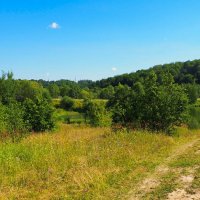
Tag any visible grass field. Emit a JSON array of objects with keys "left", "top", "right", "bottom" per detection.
[
  {"left": 54, "top": 108, "right": 85, "bottom": 124},
  {"left": 0, "top": 125, "right": 199, "bottom": 199}
]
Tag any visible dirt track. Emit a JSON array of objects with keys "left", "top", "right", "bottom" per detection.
[{"left": 127, "top": 138, "right": 200, "bottom": 200}]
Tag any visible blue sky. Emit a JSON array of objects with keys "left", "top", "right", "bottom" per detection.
[{"left": 1, "top": 0, "right": 200, "bottom": 81}]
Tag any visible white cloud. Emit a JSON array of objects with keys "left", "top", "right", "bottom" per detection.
[
  {"left": 112, "top": 67, "right": 117, "bottom": 72},
  {"left": 49, "top": 22, "right": 60, "bottom": 29}
]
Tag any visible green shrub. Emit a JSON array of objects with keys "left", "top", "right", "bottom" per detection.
[
  {"left": 108, "top": 72, "right": 188, "bottom": 133},
  {"left": 5, "top": 103, "right": 28, "bottom": 140},
  {"left": 188, "top": 118, "right": 200, "bottom": 129},
  {"left": 83, "top": 100, "right": 112, "bottom": 127},
  {"left": 60, "top": 96, "right": 74, "bottom": 110},
  {"left": 23, "top": 98, "right": 55, "bottom": 132},
  {"left": 187, "top": 106, "right": 200, "bottom": 129},
  {"left": 0, "top": 103, "right": 28, "bottom": 141},
  {"left": 184, "top": 84, "right": 199, "bottom": 104},
  {"left": 0, "top": 104, "right": 8, "bottom": 135},
  {"left": 72, "top": 99, "right": 84, "bottom": 112}
]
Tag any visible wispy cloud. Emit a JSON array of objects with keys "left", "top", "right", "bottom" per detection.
[
  {"left": 49, "top": 22, "right": 60, "bottom": 29},
  {"left": 112, "top": 67, "right": 117, "bottom": 72}
]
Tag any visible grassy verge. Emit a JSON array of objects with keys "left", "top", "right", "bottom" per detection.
[{"left": 0, "top": 125, "right": 199, "bottom": 199}]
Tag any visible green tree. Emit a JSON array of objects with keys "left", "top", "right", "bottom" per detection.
[
  {"left": 84, "top": 99, "right": 112, "bottom": 127},
  {"left": 48, "top": 84, "right": 60, "bottom": 98},
  {"left": 0, "top": 103, "right": 28, "bottom": 141},
  {"left": 5, "top": 103, "right": 28, "bottom": 140},
  {"left": 81, "top": 89, "right": 93, "bottom": 99},
  {"left": 142, "top": 72, "right": 188, "bottom": 132},
  {"left": 108, "top": 72, "right": 189, "bottom": 133},
  {"left": 60, "top": 84, "right": 70, "bottom": 97},
  {"left": 0, "top": 72, "right": 16, "bottom": 104},
  {"left": 60, "top": 96, "right": 74, "bottom": 110},
  {"left": 99, "top": 85, "right": 115, "bottom": 99},
  {"left": 23, "top": 98, "right": 55, "bottom": 132},
  {"left": 107, "top": 84, "right": 132, "bottom": 124},
  {"left": 184, "top": 84, "right": 199, "bottom": 104},
  {"left": 16, "top": 80, "right": 51, "bottom": 102}
]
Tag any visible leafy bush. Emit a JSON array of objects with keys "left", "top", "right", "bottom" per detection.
[
  {"left": 0, "top": 104, "right": 9, "bottom": 135},
  {"left": 99, "top": 85, "right": 115, "bottom": 99},
  {"left": 187, "top": 105, "right": 200, "bottom": 129},
  {"left": 83, "top": 99, "right": 112, "bottom": 127},
  {"left": 0, "top": 72, "right": 16, "bottom": 105},
  {"left": 0, "top": 103, "right": 28, "bottom": 141},
  {"left": 48, "top": 84, "right": 60, "bottom": 98},
  {"left": 60, "top": 96, "right": 74, "bottom": 110},
  {"left": 72, "top": 99, "right": 84, "bottom": 112},
  {"left": 0, "top": 72, "right": 55, "bottom": 139},
  {"left": 108, "top": 72, "right": 189, "bottom": 133},
  {"left": 23, "top": 98, "right": 55, "bottom": 132},
  {"left": 5, "top": 103, "right": 29, "bottom": 140},
  {"left": 16, "top": 80, "right": 51, "bottom": 102},
  {"left": 184, "top": 84, "right": 199, "bottom": 104}
]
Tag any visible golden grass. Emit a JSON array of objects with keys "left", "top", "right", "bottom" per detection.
[{"left": 0, "top": 125, "right": 199, "bottom": 199}]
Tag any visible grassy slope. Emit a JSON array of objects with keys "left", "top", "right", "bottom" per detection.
[{"left": 0, "top": 125, "right": 199, "bottom": 199}]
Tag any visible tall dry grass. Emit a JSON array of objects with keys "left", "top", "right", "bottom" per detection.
[{"left": 0, "top": 124, "right": 198, "bottom": 199}]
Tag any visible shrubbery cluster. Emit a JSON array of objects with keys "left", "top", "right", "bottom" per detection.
[
  {"left": 0, "top": 72, "right": 55, "bottom": 140},
  {"left": 107, "top": 72, "right": 189, "bottom": 133},
  {"left": 0, "top": 103, "right": 27, "bottom": 141},
  {"left": 83, "top": 99, "right": 112, "bottom": 127},
  {"left": 187, "top": 105, "right": 200, "bottom": 129},
  {"left": 58, "top": 72, "right": 198, "bottom": 133}
]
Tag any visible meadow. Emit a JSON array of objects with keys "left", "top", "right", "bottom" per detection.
[
  {"left": 0, "top": 124, "right": 199, "bottom": 199},
  {"left": 0, "top": 69, "right": 199, "bottom": 199}
]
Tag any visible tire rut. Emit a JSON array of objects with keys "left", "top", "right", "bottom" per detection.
[{"left": 126, "top": 138, "right": 200, "bottom": 200}]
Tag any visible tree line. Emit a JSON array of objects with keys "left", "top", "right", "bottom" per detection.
[
  {"left": 33, "top": 59, "right": 200, "bottom": 101},
  {"left": 1, "top": 58, "right": 200, "bottom": 140}
]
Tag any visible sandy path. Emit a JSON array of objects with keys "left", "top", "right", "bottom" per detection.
[{"left": 126, "top": 138, "right": 200, "bottom": 200}]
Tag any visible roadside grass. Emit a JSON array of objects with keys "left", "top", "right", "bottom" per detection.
[{"left": 0, "top": 125, "right": 199, "bottom": 199}]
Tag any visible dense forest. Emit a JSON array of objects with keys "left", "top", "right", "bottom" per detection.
[{"left": 33, "top": 59, "right": 200, "bottom": 100}]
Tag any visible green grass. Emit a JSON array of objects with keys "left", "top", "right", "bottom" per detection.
[
  {"left": 0, "top": 125, "right": 199, "bottom": 199},
  {"left": 169, "top": 141, "right": 200, "bottom": 168},
  {"left": 54, "top": 108, "right": 85, "bottom": 124}
]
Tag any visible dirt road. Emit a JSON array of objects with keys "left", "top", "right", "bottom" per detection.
[{"left": 127, "top": 138, "right": 200, "bottom": 200}]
